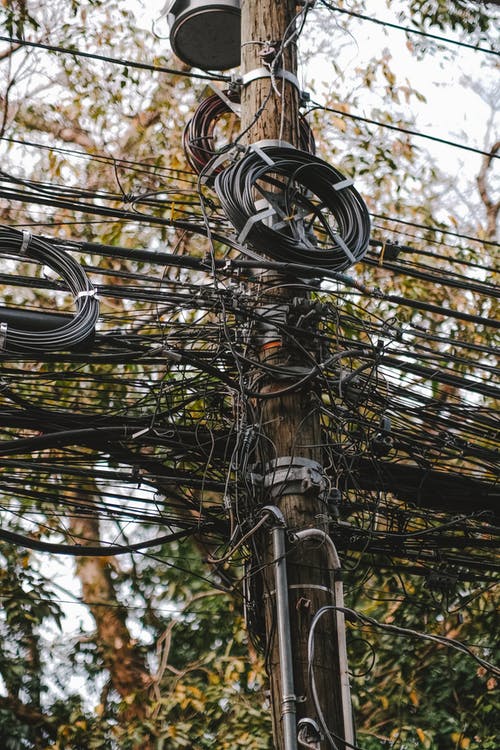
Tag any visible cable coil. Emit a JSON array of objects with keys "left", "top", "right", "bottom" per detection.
[
  {"left": 183, "top": 91, "right": 316, "bottom": 177},
  {"left": 214, "top": 145, "right": 370, "bottom": 271},
  {"left": 0, "top": 226, "right": 99, "bottom": 352}
]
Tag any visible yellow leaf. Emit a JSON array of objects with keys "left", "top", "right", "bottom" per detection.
[
  {"left": 331, "top": 116, "right": 347, "bottom": 133},
  {"left": 416, "top": 727, "right": 426, "bottom": 744},
  {"left": 409, "top": 689, "right": 419, "bottom": 707}
]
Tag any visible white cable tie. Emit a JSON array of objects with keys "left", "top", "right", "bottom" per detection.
[
  {"left": 250, "top": 143, "right": 275, "bottom": 166},
  {"left": 132, "top": 427, "right": 150, "bottom": 440},
  {"left": 20, "top": 230, "right": 32, "bottom": 255},
  {"left": 333, "top": 178, "right": 353, "bottom": 191},
  {"left": 238, "top": 207, "right": 276, "bottom": 244},
  {"left": 0, "top": 322, "right": 7, "bottom": 350},
  {"left": 75, "top": 288, "right": 98, "bottom": 300},
  {"left": 333, "top": 234, "right": 356, "bottom": 264},
  {"left": 200, "top": 151, "right": 231, "bottom": 184},
  {"left": 207, "top": 82, "right": 241, "bottom": 115}
]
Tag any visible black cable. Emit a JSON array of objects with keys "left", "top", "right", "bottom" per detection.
[
  {"left": 319, "top": 1, "right": 499, "bottom": 57},
  {"left": 215, "top": 145, "right": 370, "bottom": 271},
  {"left": 309, "top": 101, "right": 499, "bottom": 160},
  {"left": 371, "top": 212, "right": 500, "bottom": 248},
  {"left": 183, "top": 91, "right": 315, "bottom": 177},
  {"left": 0, "top": 35, "right": 230, "bottom": 82},
  {"left": 0, "top": 526, "right": 194, "bottom": 556},
  {"left": 0, "top": 226, "right": 99, "bottom": 352}
]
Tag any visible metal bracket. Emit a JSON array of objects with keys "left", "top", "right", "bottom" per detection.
[
  {"left": 240, "top": 67, "right": 301, "bottom": 91},
  {"left": 250, "top": 457, "right": 327, "bottom": 499}
]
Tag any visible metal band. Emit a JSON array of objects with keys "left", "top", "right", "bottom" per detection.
[
  {"left": 265, "top": 584, "right": 334, "bottom": 597},
  {"left": 265, "top": 456, "right": 324, "bottom": 473},
  {"left": 252, "top": 138, "right": 296, "bottom": 151},
  {"left": 250, "top": 457, "right": 327, "bottom": 499},
  {"left": 288, "top": 584, "right": 334, "bottom": 594},
  {"left": 241, "top": 67, "right": 300, "bottom": 90},
  {"left": 207, "top": 82, "right": 241, "bottom": 115}
]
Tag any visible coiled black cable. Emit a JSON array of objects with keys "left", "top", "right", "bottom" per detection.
[
  {"left": 214, "top": 146, "right": 370, "bottom": 271},
  {"left": 183, "top": 91, "right": 316, "bottom": 177},
  {"left": 0, "top": 226, "right": 99, "bottom": 352}
]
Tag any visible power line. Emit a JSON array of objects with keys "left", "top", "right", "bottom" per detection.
[
  {"left": 0, "top": 526, "right": 195, "bottom": 556},
  {"left": 319, "top": 1, "right": 499, "bottom": 57},
  {"left": 309, "top": 101, "right": 499, "bottom": 159},
  {"left": 371, "top": 212, "right": 500, "bottom": 247},
  {"left": 0, "top": 35, "right": 230, "bottom": 82}
]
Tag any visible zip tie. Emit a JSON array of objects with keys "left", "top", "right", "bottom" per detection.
[
  {"left": 333, "top": 178, "right": 354, "bottom": 191},
  {"left": 75, "top": 288, "right": 98, "bottom": 300},
  {"left": 0, "top": 322, "right": 7, "bottom": 350},
  {"left": 333, "top": 234, "right": 356, "bottom": 264},
  {"left": 379, "top": 241, "right": 386, "bottom": 266},
  {"left": 238, "top": 206, "right": 276, "bottom": 244},
  {"left": 250, "top": 143, "right": 275, "bottom": 166},
  {"left": 19, "top": 230, "right": 32, "bottom": 255}
]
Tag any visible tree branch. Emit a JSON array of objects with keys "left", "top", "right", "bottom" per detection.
[
  {"left": 0, "top": 43, "right": 22, "bottom": 62},
  {"left": 0, "top": 695, "right": 53, "bottom": 729},
  {"left": 477, "top": 140, "right": 500, "bottom": 240}
]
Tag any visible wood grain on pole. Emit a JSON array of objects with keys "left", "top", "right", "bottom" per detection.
[{"left": 240, "top": 2, "right": 350, "bottom": 748}]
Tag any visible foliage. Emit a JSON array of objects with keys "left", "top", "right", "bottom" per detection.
[{"left": 0, "top": 0, "right": 498, "bottom": 748}]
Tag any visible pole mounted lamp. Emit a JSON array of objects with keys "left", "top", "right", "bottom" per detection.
[{"left": 165, "top": 0, "right": 241, "bottom": 70}]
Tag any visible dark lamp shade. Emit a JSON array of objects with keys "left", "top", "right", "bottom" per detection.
[{"left": 166, "top": 0, "right": 241, "bottom": 71}]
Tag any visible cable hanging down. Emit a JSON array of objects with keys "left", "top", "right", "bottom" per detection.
[
  {"left": 214, "top": 145, "right": 370, "bottom": 271},
  {"left": 183, "top": 90, "right": 315, "bottom": 178},
  {"left": 0, "top": 225, "right": 99, "bottom": 352}
]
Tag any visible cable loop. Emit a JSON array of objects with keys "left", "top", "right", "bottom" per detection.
[
  {"left": 0, "top": 225, "right": 99, "bottom": 352},
  {"left": 214, "top": 146, "right": 370, "bottom": 272},
  {"left": 183, "top": 91, "right": 315, "bottom": 179}
]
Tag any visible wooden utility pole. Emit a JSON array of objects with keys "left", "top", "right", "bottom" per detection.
[{"left": 240, "top": 2, "right": 353, "bottom": 749}]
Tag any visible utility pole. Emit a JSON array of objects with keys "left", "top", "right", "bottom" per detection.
[{"left": 240, "top": 2, "right": 353, "bottom": 749}]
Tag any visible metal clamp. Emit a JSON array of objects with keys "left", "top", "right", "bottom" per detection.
[
  {"left": 250, "top": 457, "right": 327, "bottom": 499},
  {"left": 240, "top": 67, "right": 301, "bottom": 91},
  {"left": 252, "top": 138, "right": 296, "bottom": 151}
]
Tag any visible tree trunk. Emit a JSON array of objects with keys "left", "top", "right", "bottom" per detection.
[{"left": 68, "top": 493, "right": 154, "bottom": 747}]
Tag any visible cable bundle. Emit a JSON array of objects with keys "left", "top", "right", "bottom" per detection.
[
  {"left": 0, "top": 226, "right": 99, "bottom": 352},
  {"left": 183, "top": 91, "right": 315, "bottom": 177},
  {"left": 214, "top": 145, "right": 370, "bottom": 271}
]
